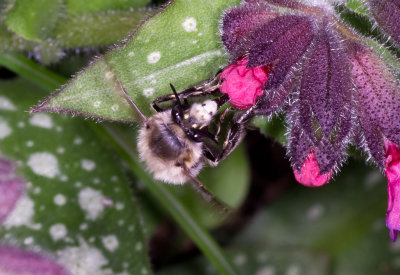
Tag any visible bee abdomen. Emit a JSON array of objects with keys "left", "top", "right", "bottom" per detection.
[{"left": 149, "top": 123, "right": 184, "bottom": 160}]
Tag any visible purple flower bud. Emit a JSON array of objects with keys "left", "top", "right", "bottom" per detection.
[
  {"left": 0, "top": 246, "right": 70, "bottom": 274},
  {"left": 367, "top": 0, "right": 400, "bottom": 46}
]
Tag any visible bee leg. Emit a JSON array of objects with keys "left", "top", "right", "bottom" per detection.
[
  {"left": 183, "top": 167, "right": 231, "bottom": 213},
  {"left": 151, "top": 73, "right": 223, "bottom": 112},
  {"left": 206, "top": 108, "right": 256, "bottom": 164}
]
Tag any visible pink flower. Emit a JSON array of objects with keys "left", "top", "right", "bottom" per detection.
[
  {"left": 293, "top": 152, "right": 333, "bottom": 187},
  {"left": 220, "top": 57, "right": 270, "bottom": 109},
  {"left": 0, "top": 246, "right": 70, "bottom": 274},
  {"left": 385, "top": 140, "right": 400, "bottom": 242},
  {"left": 0, "top": 157, "right": 23, "bottom": 225}
]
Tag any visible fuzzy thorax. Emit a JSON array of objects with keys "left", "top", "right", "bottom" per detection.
[{"left": 137, "top": 111, "right": 203, "bottom": 184}]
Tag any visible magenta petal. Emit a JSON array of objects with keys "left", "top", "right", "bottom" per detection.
[
  {"left": 293, "top": 152, "right": 333, "bottom": 187},
  {"left": 220, "top": 57, "right": 269, "bottom": 109},
  {"left": 0, "top": 157, "right": 23, "bottom": 225},
  {"left": 0, "top": 246, "right": 70, "bottom": 275},
  {"left": 385, "top": 140, "right": 400, "bottom": 241}
]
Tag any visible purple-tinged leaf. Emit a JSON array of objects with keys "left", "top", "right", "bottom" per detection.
[
  {"left": 298, "top": 102, "right": 315, "bottom": 143},
  {"left": 253, "top": 68, "right": 300, "bottom": 116},
  {"left": 247, "top": 16, "right": 314, "bottom": 90},
  {"left": 288, "top": 125, "right": 313, "bottom": 171},
  {"left": 0, "top": 157, "right": 23, "bottom": 225},
  {"left": 300, "top": 26, "right": 351, "bottom": 136},
  {"left": 348, "top": 41, "right": 400, "bottom": 167},
  {"left": 0, "top": 246, "right": 70, "bottom": 275},
  {"left": 221, "top": 0, "right": 278, "bottom": 58},
  {"left": 247, "top": 15, "right": 312, "bottom": 67},
  {"left": 368, "top": 0, "right": 400, "bottom": 46},
  {"left": 264, "top": 0, "right": 309, "bottom": 9},
  {"left": 314, "top": 136, "right": 342, "bottom": 174}
]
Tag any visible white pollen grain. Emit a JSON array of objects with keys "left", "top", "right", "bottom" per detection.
[
  {"left": 182, "top": 17, "right": 198, "bottom": 32},
  {"left": 0, "top": 96, "right": 17, "bottom": 111},
  {"left": 143, "top": 88, "right": 154, "bottom": 97},
  {"left": 57, "top": 147, "right": 66, "bottom": 154},
  {"left": 128, "top": 51, "right": 134, "bottom": 57},
  {"left": 147, "top": 52, "right": 161, "bottom": 64},
  {"left": 81, "top": 159, "right": 96, "bottom": 171},
  {"left": 27, "top": 152, "right": 59, "bottom": 178},
  {"left": 29, "top": 113, "right": 53, "bottom": 129},
  {"left": 49, "top": 223, "right": 68, "bottom": 241},
  {"left": 0, "top": 120, "right": 12, "bottom": 139},
  {"left": 18, "top": 121, "right": 25, "bottom": 128},
  {"left": 93, "top": 101, "right": 101, "bottom": 108},
  {"left": 101, "top": 235, "right": 119, "bottom": 252},
  {"left": 135, "top": 242, "right": 143, "bottom": 251},
  {"left": 54, "top": 194, "right": 67, "bottom": 206}
]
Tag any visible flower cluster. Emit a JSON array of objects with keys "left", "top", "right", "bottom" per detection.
[{"left": 219, "top": 0, "right": 400, "bottom": 241}]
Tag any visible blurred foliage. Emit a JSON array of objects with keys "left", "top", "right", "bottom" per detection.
[{"left": 0, "top": 0, "right": 400, "bottom": 274}]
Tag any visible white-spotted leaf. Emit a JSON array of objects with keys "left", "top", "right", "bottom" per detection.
[
  {"left": 32, "top": 0, "right": 242, "bottom": 121},
  {"left": 0, "top": 78, "right": 152, "bottom": 275}
]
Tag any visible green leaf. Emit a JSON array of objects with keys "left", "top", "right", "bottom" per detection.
[
  {"left": 53, "top": 10, "right": 153, "bottom": 49},
  {"left": 0, "top": 0, "right": 151, "bottom": 61},
  {"left": 252, "top": 115, "right": 287, "bottom": 145},
  {"left": 33, "top": 0, "right": 242, "bottom": 121},
  {"left": 4, "top": 0, "right": 64, "bottom": 42},
  {"left": 0, "top": 78, "right": 152, "bottom": 274},
  {"left": 66, "top": 0, "right": 150, "bottom": 14}
]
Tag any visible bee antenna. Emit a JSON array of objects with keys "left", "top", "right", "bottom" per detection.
[
  {"left": 169, "top": 83, "right": 183, "bottom": 109},
  {"left": 115, "top": 77, "right": 148, "bottom": 124}
]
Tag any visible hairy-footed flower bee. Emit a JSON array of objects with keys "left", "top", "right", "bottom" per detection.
[
  {"left": 114, "top": 77, "right": 248, "bottom": 208},
  {"left": 137, "top": 88, "right": 218, "bottom": 185}
]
